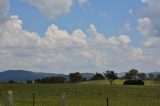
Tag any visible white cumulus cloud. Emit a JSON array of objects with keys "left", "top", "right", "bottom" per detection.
[
  {"left": 0, "top": 15, "right": 159, "bottom": 73},
  {"left": 137, "top": 17, "right": 154, "bottom": 37},
  {"left": 137, "top": 0, "right": 160, "bottom": 47},
  {"left": 143, "top": 37, "right": 160, "bottom": 47},
  {"left": 0, "top": 0, "right": 159, "bottom": 73},
  {"left": 26, "top": 0, "right": 73, "bottom": 19}
]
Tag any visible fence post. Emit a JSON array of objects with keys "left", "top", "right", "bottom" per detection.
[
  {"left": 33, "top": 93, "right": 35, "bottom": 106},
  {"left": 8, "top": 90, "right": 13, "bottom": 106},
  {"left": 106, "top": 97, "right": 109, "bottom": 106},
  {"left": 62, "top": 92, "right": 65, "bottom": 106}
]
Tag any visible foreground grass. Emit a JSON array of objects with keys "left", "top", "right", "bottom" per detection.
[{"left": 0, "top": 80, "right": 160, "bottom": 106}]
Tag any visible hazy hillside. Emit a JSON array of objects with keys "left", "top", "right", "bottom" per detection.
[
  {"left": 0, "top": 70, "right": 67, "bottom": 81},
  {"left": 0, "top": 70, "right": 94, "bottom": 81}
]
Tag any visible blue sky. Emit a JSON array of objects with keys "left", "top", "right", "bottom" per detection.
[
  {"left": 10, "top": 0, "right": 140, "bottom": 34},
  {"left": 0, "top": 0, "right": 160, "bottom": 73},
  {"left": 9, "top": 0, "right": 146, "bottom": 47}
]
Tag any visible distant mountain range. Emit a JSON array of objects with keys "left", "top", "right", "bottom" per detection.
[
  {"left": 117, "top": 72, "right": 127, "bottom": 78},
  {"left": 0, "top": 70, "right": 159, "bottom": 81},
  {"left": 0, "top": 70, "right": 94, "bottom": 81},
  {"left": 151, "top": 72, "right": 160, "bottom": 75},
  {"left": 0, "top": 70, "right": 67, "bottom": 81}
]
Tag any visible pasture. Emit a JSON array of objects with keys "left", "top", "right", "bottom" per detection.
[{"left": 0, "top": 80, "right": 160, "bottom": 106}]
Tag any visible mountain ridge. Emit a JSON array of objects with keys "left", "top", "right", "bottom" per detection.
[
  {"left": 0, "top": 70, "right": 159, "bottom": 81},
  {"left": 0, "top": 70, "right": 94, "bottom": 81},
  {"left": 0, "top": 70, "right": 67, "bottom": 81}
]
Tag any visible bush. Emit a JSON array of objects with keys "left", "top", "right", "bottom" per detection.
[
  {"left": 35, "top": 76, "right": 65, "bottom": 84},
  {"left": 8, "top": 80, "right": 17, "bottom": 84},
  {"left": 123, "top": 79, "right": 144, "bottom": 85}
]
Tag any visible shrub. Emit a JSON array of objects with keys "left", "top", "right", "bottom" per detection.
[
  {"left": 90, "top": 73, "right": 105, "bottom": 80},
  {"left": 123, "top": 79, "right": 144, "bottom": 85},
  {"left": 35, "top": 76, "right": 65, "bottom": 83},
  {"left": 8, "top": 80, "right": 17, "bottom": 84}
]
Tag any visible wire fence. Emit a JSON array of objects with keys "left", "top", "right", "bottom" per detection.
[{"left": 0, "top": 89, "right": 160, "bottom": 106}]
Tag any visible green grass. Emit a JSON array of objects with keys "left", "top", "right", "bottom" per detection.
[
  {"left": 79, "top": 79, "right": 124, "bottom": 85},
  {"left": 0, "top": 80, "right": 160, "bottom": 106}
]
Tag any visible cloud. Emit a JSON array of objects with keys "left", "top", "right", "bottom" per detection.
[
  {"left": 120, "top": 21, "right": 132, "bottom": 33},
  {"left": 0, "top": 16, "right": 40, "bottom": 49},
  {"left": 118, "top": 35, "right": 131, "bottom": 44},
  {"left": 138, "top": 0, "right": 160, "bottom": 37},
  {"left": 26, "top": 0, "right": 73, "bottom": 19},
  {"left": 137, "top": 17, "right": 155, "bottom": 37},
  {"left": 136, "top": 0, "right": 160, "bottom": 69},
  {"left": 77, "top": 0, "right": 88, "bottom": 6},
  {"left": 72, "top": 29, "right": 87, "bottom": 46},
  {"left": 136, "top": 0, "right": 160, "bottom": 48},
  {"left": 131, "top": 48, "right": 144, "bottom": 61},
  {"left": 0, "top": 0, "right": 9, "bottom": 23},
  {"left": 143, "top": 37, "right": 160, "bottom": 47},
  {"left": 107, "top": 35, "right": 131, "bottom": 47},
  {"left": 141, "top": 0, "right": 159, "bottom": 4},
  {"left": 45, "top": 24, "right": 69, "bottom": 40},
  {"left": 0, "top": 15, "right": 159, "bottom": 73},
  {"left": 0, "top": 0, "right": 159, "bottom": 73}
]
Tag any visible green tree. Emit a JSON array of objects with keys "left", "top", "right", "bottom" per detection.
[
  {"left": 35, "top": 76, "right": 65, "bottom": 83},
  {"left": 69, "top": 72, "right": 82, "bottom": 83},
  {"left": 103, "top": 70, "right": 117, "bottom": 85},
  {"left": 125, "top": 69, "right": 139, "bottom": 80},
  {"left": 8, "top": 80, "right": 17, "bottom": 84},
  {"left": 91, "top": 72, "right": 105, "bottom": 80},
  {"left": 138, "top": 73, "right": 146, "bottom": 80}
]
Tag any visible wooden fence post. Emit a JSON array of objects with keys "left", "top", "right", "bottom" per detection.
[
  {"left": 106, "top": 97, "right": 109, "bottom": 106},
  {"left": 62, "top": 92, "right": 65, "bottom": 106},
  {"left": 33, "top": 93, "right": 35, "bottom": 106},
  {"left": 8, "top": 90, "right": 13, "bottom": 106}
]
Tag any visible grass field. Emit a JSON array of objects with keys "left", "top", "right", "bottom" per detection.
[{"left": 0, "top": 80, "right": 160, "bottom": 106}]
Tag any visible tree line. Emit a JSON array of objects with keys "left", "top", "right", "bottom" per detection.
[
  {"left": 29, "top": 69, "right": 159, "bottom": 85},
  {"left": 1, "top": 69, "right": 160, "bottom": 84}
]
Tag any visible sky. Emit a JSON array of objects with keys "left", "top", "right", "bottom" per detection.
[{"left": 0, "top": 0, "right": 160, "bottom": 73}]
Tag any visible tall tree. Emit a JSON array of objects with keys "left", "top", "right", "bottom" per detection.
[
  {"left": 69, "top": 72, "right": 82, "bottom": 83},
  {"left": 125, "top": 69, "right": 139, "bottom": 80},
  {"left": 138, "top": 73, "right": 146, "bottom": 80},
  {"left": 91, "top": 72, "right": 105, "bottom": 80},
  {"left": 103, "top": 70, "right": 117, "bottom": 85}
]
